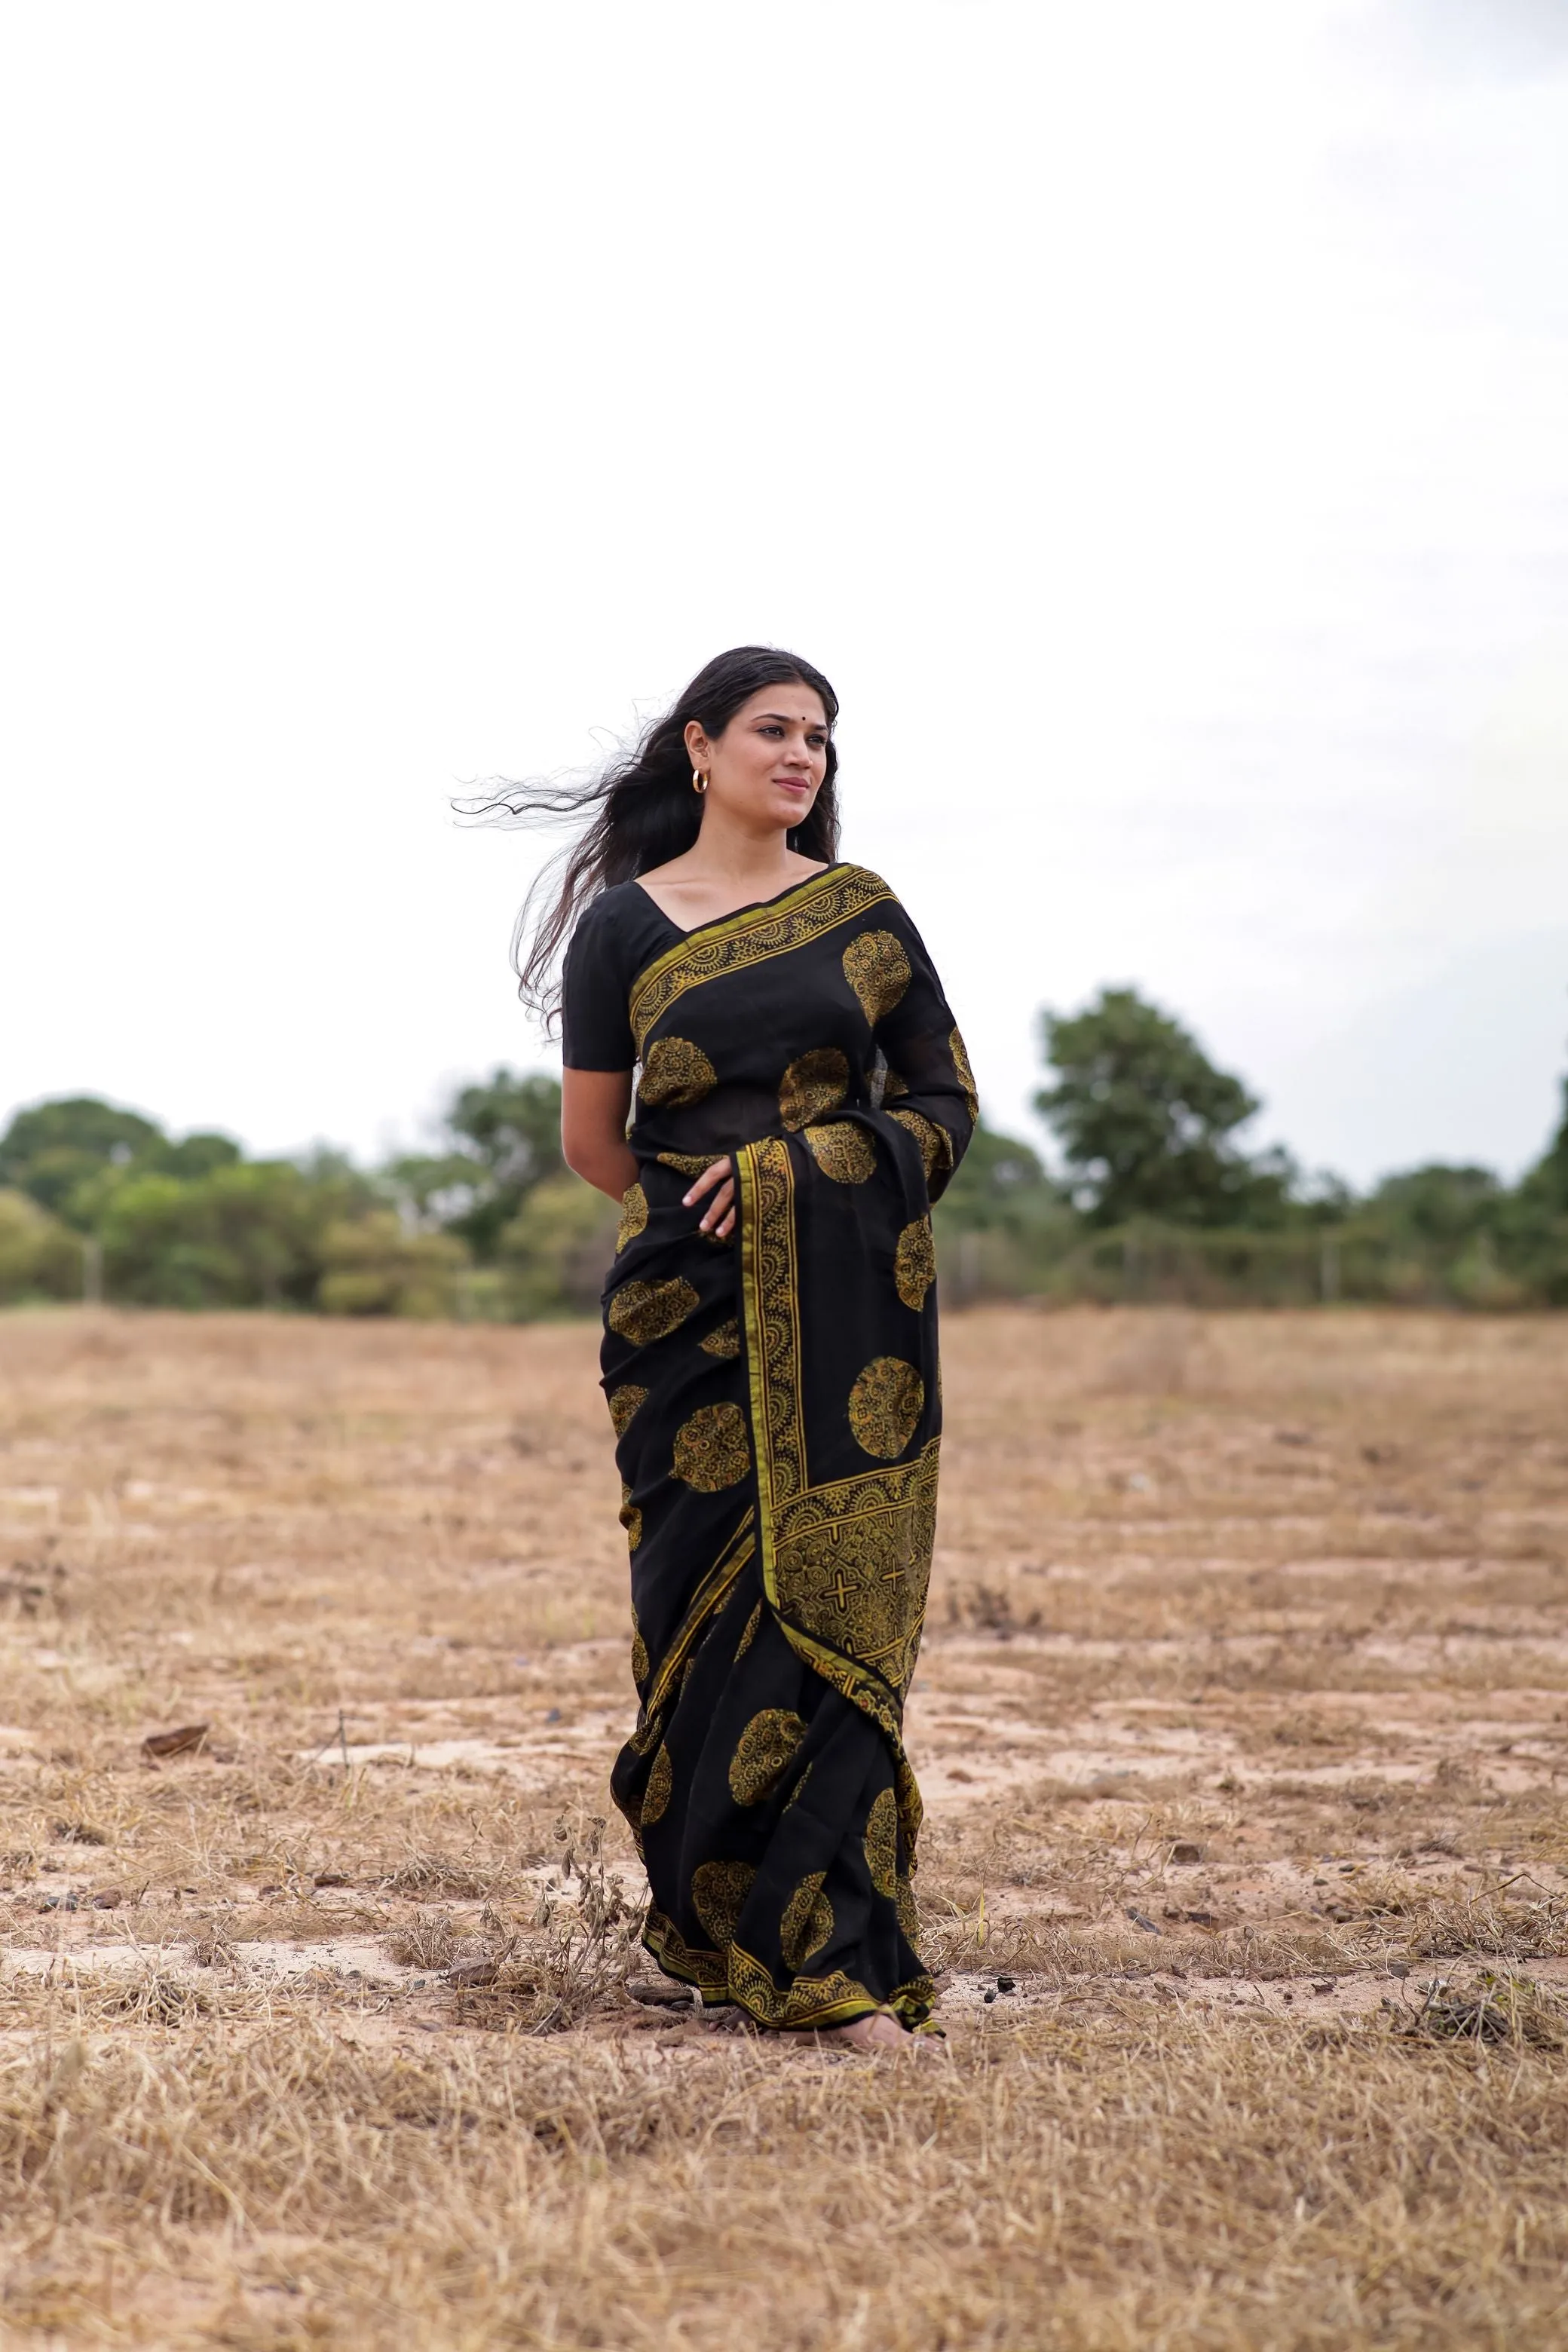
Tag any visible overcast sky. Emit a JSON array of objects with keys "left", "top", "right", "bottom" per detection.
[{"left": 3, "top": 0, "right": 1566, "bottom": 1187}]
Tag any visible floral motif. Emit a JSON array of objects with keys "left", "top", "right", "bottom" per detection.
[
  {"left": 691, "top": 1857, "right": 756, "bottom": 1945},
  {"left": 616, "top": 1183, "right": 649, "bottom": 1251},
  {"left": 842, "top": 929, "right": 911, "bottom": 1025},
  {"left": 630, "top": 1608, "right": 650, "bottom": 1685},
  {"left": 847, "top": 1357, "right": 925, "bottom": 1460},
  {"left": 607, "top": 1276, "right": 700, "bottom": 1346},
  {"left": 893, "top": 1217, "right": 936, "bottom": 1311},
  {"left": 727, "top": 1707, "right": 807, "bottom": 1805},
  {"left": 657, "top": 1150, "right": 725, "bottom": 1177},
  {"left": 780, "top": 1870, "right": 835, "bottom": 1968},
  {"left": 607, "top": 1383, "right": 648, "bottom": 1438},
  {"left": 779, "top": 1047, "right": 849, "bottom": 1131},
  {"left": 863, "top": 1786, "right": 899, "bottom": 1897},
  {"left": 700, "top": 1318, "right": 741, "bottom": 1358},
  {"left": 638, "top": 1036, "right": 717, "bottom": 1110},
  {"left": 804, "top": 1122, "right": 876, "bottom": 1185},
  {"left": 672, "top": 1402, "right": 752, "bottom": 1492}
]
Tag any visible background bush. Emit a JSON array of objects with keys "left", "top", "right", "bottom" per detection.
[{"left": 4, "top": 989, "right": 1566, "bottom": 1317}]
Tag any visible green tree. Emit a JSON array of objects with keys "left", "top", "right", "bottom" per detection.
[
  {"left": 96, "top": 1160, "right": 369, "bottom": 1309},
  {"left": 1368, "top": 1165, "right": 1502, "bottom": 1248},
  {"left": 1520, "top": 1061, "right": 1568, "bottom": 1214},
  {"left": 390, "top": 1068, "right": 564, "bottom": 1260},
  {"left": 1495, "top": 1057, "right": 1568, "bottom": 1306},
  {"left": 0, "top": 1191, "right": 83, "bottom": 1303},
  {"left": 936, "top": 1122, "right": 1055, "bottom": 1229},
  {"left": 1036, "top": 987, "right": 1294, "bottom": 1228},
  {"left": 158, "top": 1132, "right": 243, "bottom": 1181},
  {"left": 317, "top": 1212, "right": 470, "bottom": 1318},
  {"left": 0, "top": 1096, "right": 165, "bottom": 1225},
  {"left": 498, "top": 1173, "right": 617, "bottom": 1318}
]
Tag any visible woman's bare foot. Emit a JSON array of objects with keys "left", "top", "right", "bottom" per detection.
[{"left": 819, "top": 2011, "right": 920, "bottom": 2053}]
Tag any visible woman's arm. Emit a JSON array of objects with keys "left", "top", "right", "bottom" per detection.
[{"left": 561, "top": 1067, "right": 638, "bottom": 1202}]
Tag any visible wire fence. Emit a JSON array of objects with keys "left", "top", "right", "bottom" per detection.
[{"left": 933, "top": 1215, "right": 1568, "bottom": 1312}]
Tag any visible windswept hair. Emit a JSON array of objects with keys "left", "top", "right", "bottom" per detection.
[{"left": 460, "top": 645, "right": 841, "bottom": 1031}]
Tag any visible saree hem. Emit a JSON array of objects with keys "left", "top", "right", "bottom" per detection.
[{"left": 641, "top": 1909, "right": 936, "bottom": 2032}]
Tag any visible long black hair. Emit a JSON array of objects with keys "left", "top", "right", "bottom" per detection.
[{"left": 463, "top": 645, "right": 841, "bottom": 1028}]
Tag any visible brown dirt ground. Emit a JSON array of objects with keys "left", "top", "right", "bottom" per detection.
[{"left": 3, "top": 1303, "right": 1568, "bottom": 2347}]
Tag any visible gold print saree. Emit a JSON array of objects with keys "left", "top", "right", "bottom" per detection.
[{"left": 562, "top": 862, "right": 975, "bottom": 2030}]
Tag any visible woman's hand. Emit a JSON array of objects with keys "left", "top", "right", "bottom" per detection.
[{"left": 684, "top": 1156, "right": 736, "bottom": 1239}]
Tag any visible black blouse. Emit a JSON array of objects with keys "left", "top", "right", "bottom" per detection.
[{"left": 561, "top": 880, "right": 684, "bottom": 1071}]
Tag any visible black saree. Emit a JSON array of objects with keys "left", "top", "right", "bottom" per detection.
[{"left": 562, "top": 861, "right": 976, "bottom": 2031}]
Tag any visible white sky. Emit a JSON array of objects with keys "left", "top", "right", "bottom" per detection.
[{"left": 3, "top": 0, "right": 1566, "bottom": 1187}]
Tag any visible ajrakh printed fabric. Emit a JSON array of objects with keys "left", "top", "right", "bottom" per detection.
[{"left": 562, "top": 863, "right": 975, "bottom": 2032}]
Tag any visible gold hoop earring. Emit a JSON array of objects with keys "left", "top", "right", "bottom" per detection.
[{"left": 692, "top": 770, "right": 709, "bottom": 795}]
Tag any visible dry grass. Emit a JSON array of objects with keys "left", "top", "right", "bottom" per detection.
[{"left": 3, "top": 1303, "right": 1568, "bottom": 2346}]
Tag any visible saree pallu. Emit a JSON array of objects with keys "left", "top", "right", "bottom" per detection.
[{"left": 593, "top": 863, "right": 975, "bottom": 2030}]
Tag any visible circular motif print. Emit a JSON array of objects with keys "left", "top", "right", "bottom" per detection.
[
  {"left": 847, "top": 1356, "right": 925, "bottom": 1459},
  {"left": 691, "top": 1857, "right": 755, "bottom": 1946},
  {"left": 780, "top": 1870, "right": 835, "bottom": 1968},
  {"left": 728, "top": 1707, "right": 807, "bottom": 1806},
  {"left": 672, "top": 1401, "right": 752, "bottom": 1491},
  {"left": 638, "top": 1036, "right": 717, "bottom": 1110},
  {"left": 779, "top": 1048, "right": 849, "bottom": 1131},
  {"left": 616, "top": 1183, "right": 649, "bottom": 1252},
  {"left": 607, "top": 1276, "right": 700, "bottom": 1346},
  {"left": 893, "top": 1217, "right": 936, "bottom": 1310},
  {"left": 641, "top": 1741, "right": 672, "bottom": 1827},
  {"left": 863, "top": 1784, "right": 899, "bottom": 1897},
  {"left": 842, "top": 929, "right": 911, "bottom": 1025},
  {"left": 607, "top": 1383, "right": 648, "bottom": 1438},
  {"left": 804, "top": 1122, "right": 876, "bottom": 1184},
  {"left": 949, "top": 1027, "right": 979, "bottom": 1125}
]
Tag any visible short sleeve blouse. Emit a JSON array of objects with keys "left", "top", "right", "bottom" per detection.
[{"left": 560, "top": 884, "right": 679, "bottom": 1070}]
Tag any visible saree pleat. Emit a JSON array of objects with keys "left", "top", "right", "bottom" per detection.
[{"left": 576, "top": 862, "right": 975, "bottom": 2030}]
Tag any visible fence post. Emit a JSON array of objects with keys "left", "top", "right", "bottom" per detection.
[{"left": 1319, "top": 1233, "right": 1340, "bottom": 1305}]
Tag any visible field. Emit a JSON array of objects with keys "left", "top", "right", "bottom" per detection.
[{"left": 3, "top": 1304, "right": 1568, "bottom": 2349}]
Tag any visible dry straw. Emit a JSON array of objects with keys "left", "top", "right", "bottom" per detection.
[{"left": 2, "top": 1303, "right": 1567, "bottom": 2345}]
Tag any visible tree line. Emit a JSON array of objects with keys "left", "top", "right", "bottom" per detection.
[{"left": 3, "top": 987, "right": 1565, "bottom": 1315}]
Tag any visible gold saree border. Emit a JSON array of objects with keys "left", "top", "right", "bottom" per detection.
[
  {"left": 632, "top": 1508, "right": 756, "bottom": 1744},
  {"left": 734, "top": 1133, "right": 932, "bottom": 1855},
  {"left": 628, "top": 864, "right": 895, "bottom": 1056},
  {"left": 642, "top": 1906, "right": 936, "bottom": 2030}
]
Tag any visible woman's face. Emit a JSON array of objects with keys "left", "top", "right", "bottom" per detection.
[{"left": 688, "top": 684, "right": 830, "bottom": 835}]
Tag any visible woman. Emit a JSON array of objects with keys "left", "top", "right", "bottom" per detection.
[{"left": 508, "top": 646, "right": 975, "bottom": 2047}]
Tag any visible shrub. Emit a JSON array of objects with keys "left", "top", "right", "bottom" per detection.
[
  {"left": 0, "top": 1190, "right": 82, "bottom": 1303},
  {"left": 317, "top": 1214, "right": 470, "bottom": 1318},
  {"left": 498, "top": 1175, "right": 618, "bottom": 1319}
]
